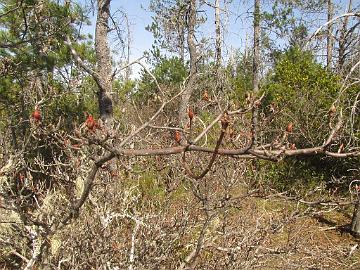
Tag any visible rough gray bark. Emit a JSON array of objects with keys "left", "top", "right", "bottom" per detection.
[
  {"left": 179, "top": 25, "right": 185, "bottom": 62},
  {"left": 95, "top": 0, "right": 113, "bottom": 121},
  {"left": 179, "top": 0, "right": 197, "bottom": 128},
  {"left": 326, "top": 0, "right": 334, "bottom": 69},
  {"left": 351, "top": 199, "right": 360, "bottom": 236},
  {"left": 215, "top": 0, "right": 221, "bottom": 69},
  {"left": 251, "top": 0, "right": 260, "bottom": 144},
  {"left": 177, "top": 5, "right": 186, "bottom": 63}
]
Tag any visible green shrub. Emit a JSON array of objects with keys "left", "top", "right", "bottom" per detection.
[
  {"left": 260, "top": 47, "right": 358, "bottom": 195},
  {"left": 263, "top": 46, "right": 340, "bottom": 147},
  {"left": 136, "top": 56, "right": 187, "bottom": 102}
]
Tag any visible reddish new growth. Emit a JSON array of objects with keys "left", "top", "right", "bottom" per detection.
[
  {"left": 85, "top": 114, "right": 98, "bottom": 131},
  {"left": 202, "top": 90, "right": 209, "bottom": 101},
  {"left": 32, "top": 108, "right": 42, "bottom": 122},
  {"left": 286, "top": 122, "right": 293, "bottom": 133},
  {"left": 188, "top": 107, "right": 194, "bottom": 120},
  {"left": 174, "top": 130, "right": 181, "bottom": 144},
  {"left": 18, "top": 172, "right": 25, "bottom": 182}
]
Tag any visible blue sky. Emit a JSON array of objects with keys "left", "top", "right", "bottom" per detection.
[
  {"left": 79, "top": 0, "right": 255, "bottom": 74},
  {"left": 77, "top": 0, "right": 356, "bottom": 77},
  {"left": 110, "top": 1, "right": 154, "bottom": 59},
  {"left": 126, "top": 0, "right": 256, "bottom": 58},
  {"left": 78, "top": 0, "right": 154, "bottom": 58}
]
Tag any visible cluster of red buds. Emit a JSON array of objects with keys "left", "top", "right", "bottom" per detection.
[{"left": 31, "top": 107, "right": 42, "bottom": 123}]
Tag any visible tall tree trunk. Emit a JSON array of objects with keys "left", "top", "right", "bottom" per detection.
[
  {"left": 252, "top": 0, "right": 260, "bottom": 145},
  {"left": 95, "top": 0, "right": 113, "bottom": 121},
  {"left": 215, "top": 0, "right": 221, "bottom": 69},
  {"left": 326, "top": 0, "right": 334, "bottom": 69},
  {"left": 124, "top": 12, "right": 131, "bottom": 81},
  {"left": 179, "top": 0, "right": 197, "bottom": 128},
  {"left": 177, "top": 6, "right": 185, "bottom": 63},
  {"left": 179, "top": 24, "right": 185, "bottom": 62},
  {"left": 337, "top": 0, "right": 352, "bottom": 74}
]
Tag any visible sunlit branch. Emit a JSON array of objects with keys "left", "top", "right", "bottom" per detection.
[
  {"left": 306, "top": 12, "right": 360, "bottom": 46},
  {"left": 65, "top": 36, "right": 102, "bottom": 87}
]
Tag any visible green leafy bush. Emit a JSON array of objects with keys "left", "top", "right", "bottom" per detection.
[
  {"left": 263, "top": 47, "right": 341, "bottom": 147},
  {"left": 260, "top": 47, "right": 357, "bottom": 194},
  {"left": 136, "top": 56, "right": 187, "bottom": 102},
  {"left": 227, "top": 51, "right": 253, "bottom": 106}
]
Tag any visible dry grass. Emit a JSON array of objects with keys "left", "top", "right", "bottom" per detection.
[{"left": 194, "top": 193, "right": 360, "bottom": 270}]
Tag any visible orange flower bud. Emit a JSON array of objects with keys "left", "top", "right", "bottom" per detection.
[
  {"left": 188, "top": 107, "right": 194, "bottom": 120},
  {"left": 32, "top": 109, "right": 42, "bottom": 122},
  {"left": 286, "top": 122, "right": 293, "bottom": 133},
  {"left": 174, "top": 130, "right": 181, "bottom": 144},
  {"left": 18, "top": 172, "right": 25, "bottom": 182},
  {"left": 85, "top": 114, "right": 97, "bottom": 131},
  {"left": 202, "top": 90, "right": 209, "bottom": 101}
]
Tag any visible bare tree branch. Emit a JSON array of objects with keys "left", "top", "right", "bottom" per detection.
[
  {"left": 306, "top": 12, "right": 360, "bottom": 46},
  {"left": 65, "top": 36, "right": 101, "bottom": 86}
]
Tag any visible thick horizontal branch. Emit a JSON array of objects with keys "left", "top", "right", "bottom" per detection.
[{"left": 107, "top": 144, "right": 360, "bottom": 159}]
